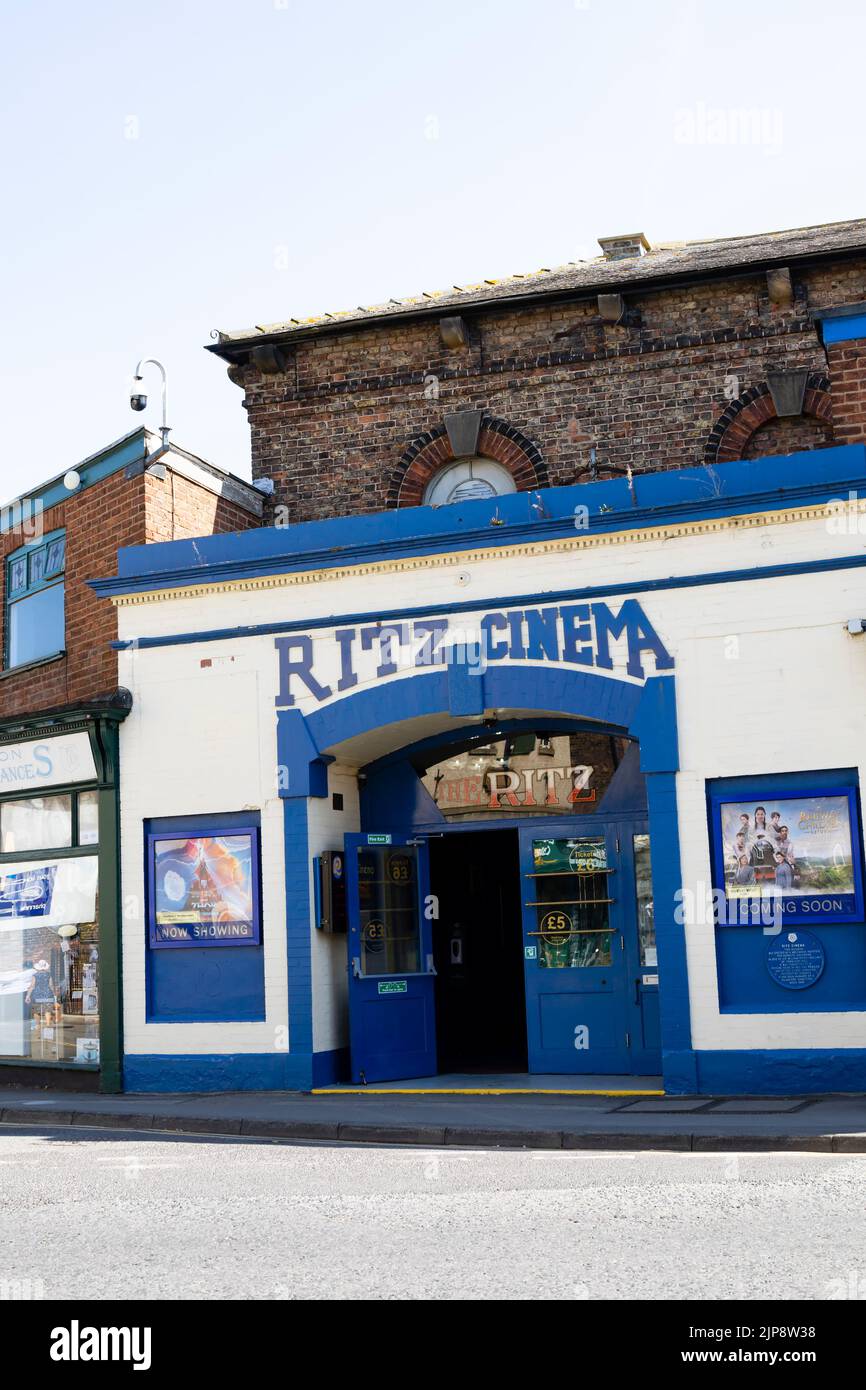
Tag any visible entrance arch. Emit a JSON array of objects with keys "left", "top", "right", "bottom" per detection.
[{"left": 277, "top": 665, "right": 695, "bottom": 1093}]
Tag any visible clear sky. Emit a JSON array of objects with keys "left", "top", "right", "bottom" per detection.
[{"left": 1, "top": 0, "right": 863, "bottom": 503}]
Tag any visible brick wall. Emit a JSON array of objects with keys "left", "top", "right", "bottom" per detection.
[
  {"left": 0, "top": 469, "right": 146, "bottom": 719},
  {"left": 825, "top": 339, "right": 866, "bottom": 445},
  {"left": 143, "top": 469, "right": 261, "bottom": 544},
  {"left": 0, "top": 462, "right": 259, "bottom": 721},
  {"left": 229, "top": 258, "right": 866, "bottom": 523}
]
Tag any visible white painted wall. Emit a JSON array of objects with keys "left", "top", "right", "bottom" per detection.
[{"left": 115, "top": 502, "right": 866, "bottom": 1058}]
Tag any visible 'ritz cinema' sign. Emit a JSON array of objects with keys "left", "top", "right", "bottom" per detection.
[{"left": 273, "top": 598, "right": 674, "bottom": 707}]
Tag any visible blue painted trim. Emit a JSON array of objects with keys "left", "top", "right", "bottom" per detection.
[
  {"left": 680, "top": 1048, "right": 866, "bottom": 1096},
  {"left": 646, "top": 769, "right": 693, "bottom": 1078},
  {"left": 92, "top": 443, "right": 866, "bottom": 600},
  {"left": 120, "top": 1046, "right": 866, "bottom": 1095},
  {"left": 122, "top": 1049, "right": 347, "bottom": 1093},
  {"left": 4, "top": 527, "right": 66, "bottom": 669},
  {"left": 6, "top": 526, "right": 65, "bottom": 572},
  {"left": 109, "top": 546, "right": 866, "bottom": 654},
  {"left": 276, "top": 708, "right": 329, "bottom": 799},
  {"left": 283, "top": 797, "right": 313, "bottom": 1057},
  {"left": 304, "top": 667, "right": 644, "bottom": 755},
  {"left": 821, "top": 313, "right": 866, "bottom": 345},
  {"left": 632, "top": 675, "right": 678, "bottom": 774},
  {"left": 447, "top": 657, "right": 484, "bottom": 715},
  {"left": 312, "top": 1046, "right": 349, "bottom": 1087},
  {"left": 3, "top": 430, "right": 150, "bottom": 537}
]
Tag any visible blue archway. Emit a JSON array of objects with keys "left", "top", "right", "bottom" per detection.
[{"left": 277, "top": 664, "right": 695, "bottom": 1094}]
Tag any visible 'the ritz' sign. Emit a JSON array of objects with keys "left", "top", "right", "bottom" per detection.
[
  {"left": 437, "top": 764, "right": 596, "bottom": 811},
  {"left": 274, "top": 599, "right": 673, "bottom": 707}
]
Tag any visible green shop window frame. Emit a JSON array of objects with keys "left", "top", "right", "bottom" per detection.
[
  {"left": 0, "top": 711, "right": 127, "bottom": 1091},
  {"left": 5, "top": 529, "right": 66, "bottom": 671}
]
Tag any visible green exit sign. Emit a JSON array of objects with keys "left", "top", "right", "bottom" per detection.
[
  {"left": 378, "top": 980, "right": 407, "bottom": 995},
  {"left": 367, "top": 834, "right": 392, "bottom": 845}
]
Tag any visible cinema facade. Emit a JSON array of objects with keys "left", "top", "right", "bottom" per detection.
[{"left": 92, "top": 440, "right": 866, "bottom": 1096}]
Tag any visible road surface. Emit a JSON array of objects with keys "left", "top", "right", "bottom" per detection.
[{"left": 1, "top": 1125, "right": 864, "bottom": 1300}]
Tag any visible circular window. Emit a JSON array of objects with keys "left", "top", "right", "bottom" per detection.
[{"left": 423, "top": 457, "right": 517, "bottom": 507}]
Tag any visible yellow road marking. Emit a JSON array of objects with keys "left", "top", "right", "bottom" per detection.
[{"left": 311, "top": 1087, "right": 665, "bottom": 1097}]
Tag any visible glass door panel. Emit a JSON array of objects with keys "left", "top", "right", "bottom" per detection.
[
  {"left": 357, "top": 845, "right": 422, "bottom": 976},
  {"left": 529, "top": 836, "right": 614, "bottom": 969}
]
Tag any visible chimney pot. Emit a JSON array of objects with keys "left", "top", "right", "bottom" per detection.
[{"left": 598, "top": 233, "right": 650, "bottom": 261}]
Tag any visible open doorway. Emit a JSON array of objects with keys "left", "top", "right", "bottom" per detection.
[{"left": 429, "top": 829, "right": 527, "bottom": 1073}]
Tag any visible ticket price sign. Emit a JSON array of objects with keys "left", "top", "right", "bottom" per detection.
[{"left": 539, "top": 908, "right": 574, "bottom": 969}]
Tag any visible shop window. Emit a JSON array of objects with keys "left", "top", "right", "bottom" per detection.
[
  {"left": 423, "top": 458, "right": 517, "bottom": 507},
  {"left": 1, "top": 795, "right": 72, "bottom": 853},
  {"left": 78, "top": 790, "right": 99, "bottom": 846},
  {"left": 0, "top": 785, "right": 100, "bottom": 1066},
  {"left": 5, "top": 530, "right": 66, "bottom": 670}
]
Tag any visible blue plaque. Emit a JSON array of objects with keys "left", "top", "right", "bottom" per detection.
[{"left": 766, "top": 930, "right": 825, "bottom": 991}]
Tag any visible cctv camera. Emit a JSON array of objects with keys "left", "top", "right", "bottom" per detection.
[{"left": 130, "top": 392, "right": 147, "bottom": 412}]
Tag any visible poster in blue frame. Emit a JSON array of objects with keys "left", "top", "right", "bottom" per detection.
[
  {"left": 709, "top": 785, "right": 864, "bottom": 926},
  {"left": 147, "top": 826, "right": 261, "bottom": 948}
]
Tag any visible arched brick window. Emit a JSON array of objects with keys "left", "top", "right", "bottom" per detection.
[
  {"left": 704, "top": 374, "right": 833, "bottom": 465},
  {"left": 392, "top": 416, "right": 546, "bottom": 508}
]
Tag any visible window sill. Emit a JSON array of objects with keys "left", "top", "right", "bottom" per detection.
[{"left": 0, "top": 651, "right": 66, "bottom": 681}]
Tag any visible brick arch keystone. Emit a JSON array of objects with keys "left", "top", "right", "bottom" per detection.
[
  {"left": 704, "top": 373, "right": 832, "bottom": 465},
  {"left": 391, "top": 416, "right": 547, "bottom": 508}
]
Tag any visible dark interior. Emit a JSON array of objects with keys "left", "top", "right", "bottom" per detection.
[{"left": 429, "top": 828, "right": 527, "bottom": 1072}]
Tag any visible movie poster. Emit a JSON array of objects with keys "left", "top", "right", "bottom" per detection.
[
  {"left": 150, "top": 831, "right": 260, "bottom": 947},
  {"left": 717, "top": 793, "right": 859, "bottom": 917}
]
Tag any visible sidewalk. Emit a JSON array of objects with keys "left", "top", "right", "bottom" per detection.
[{"left": 3, "top": 1084, "right": 866, "bottom": 1150}]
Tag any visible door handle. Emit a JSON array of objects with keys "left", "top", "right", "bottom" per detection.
[
  {"left": 426, "top": 953, "right": 437, "bottom": 976},
  {"left": 351, "top": 956, "right": 362, "bottom": 979}
]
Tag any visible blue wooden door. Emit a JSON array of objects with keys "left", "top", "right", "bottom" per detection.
[
  {"left": 521, "top": 820, "right": 632, "bottom": 1074},
  {"left": 345, "top": 833, "right": 437, "bottom": 1083}
]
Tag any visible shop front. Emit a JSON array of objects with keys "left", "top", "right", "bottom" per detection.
[
  {"left": 97, "top": 442, "right": 866, "bottom": 1097},
  {"left": 0, "top": 701, "right": 127, "bottom": 1091}
]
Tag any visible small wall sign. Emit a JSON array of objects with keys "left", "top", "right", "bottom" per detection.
[
  {"left": 378, "top": 980, "right": 407, "bottom": 995},
  {"left": 766, "top": 930, "right": 826, "bottom": 991}
]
